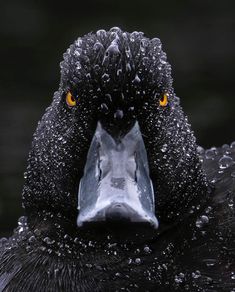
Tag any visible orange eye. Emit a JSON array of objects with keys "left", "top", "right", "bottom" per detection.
[
  {"left": 66, "top": 91, "right": 76, "bottom": 107},
  {"left": 159, "top": 93, "right": 168, "bottom": 107}
]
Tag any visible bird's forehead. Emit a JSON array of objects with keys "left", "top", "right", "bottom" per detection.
[{"left": 59, "top": 28, "right": 173, "bottom": 97}]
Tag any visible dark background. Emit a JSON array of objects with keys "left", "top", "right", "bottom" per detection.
[{"left": 0, "top": 0, "right": 234, "bottom": 237}]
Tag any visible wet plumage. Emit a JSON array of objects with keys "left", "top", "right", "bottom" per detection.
[{"left": 0, "top": 28, "right": 234, "bottom": 291}]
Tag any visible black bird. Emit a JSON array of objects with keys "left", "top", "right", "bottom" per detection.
[{"left": 0, "top": 27, "right": 235, "bottom": 291}]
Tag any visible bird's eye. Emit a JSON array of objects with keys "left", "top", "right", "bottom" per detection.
[
  {"left": 66, "top": 91, "right": 76, "bottom": 107},
  {"left": 159, "top": 93, "right": 168, "bottom": 107}
]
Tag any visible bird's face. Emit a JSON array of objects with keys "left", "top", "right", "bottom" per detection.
[
  {"left": 22, "top": 28, "right": 209, "bottom": 235},
  {"left": 61, "top": 90, "right": 174, "bottom": 230}
]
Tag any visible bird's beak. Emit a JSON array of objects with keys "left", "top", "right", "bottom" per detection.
[{"left": 77, "top": 121, "right": 159, "bottom": 229}]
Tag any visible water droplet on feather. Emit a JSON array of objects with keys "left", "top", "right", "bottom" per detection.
[
  {"left": 175, "top": 273, "right": 185, "bottom": 283},
  {"left": 135, "top": 258, "right": 142, "bottom": 265},
  {"left": 192, "top": 270, "right": 201, "bottom": 279},
  {"left": 161, "top": 144, "right": 168, "bottom": 153},
  {"left": 196, "top": 215, "right": 209, "bottom": 228},
  {"left": 230, "top": 141, "right": 235, "bottom": 149},
  {"left": 205, "top": 148, "right": 218, "bottom": 159},
  {"left": 219, "top": 155, "right": 234, "bottom": 169}
]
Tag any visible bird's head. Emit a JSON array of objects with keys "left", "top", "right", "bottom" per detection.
[{"left": 22, "top": 28, "right": 210, "bottom": 237}]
